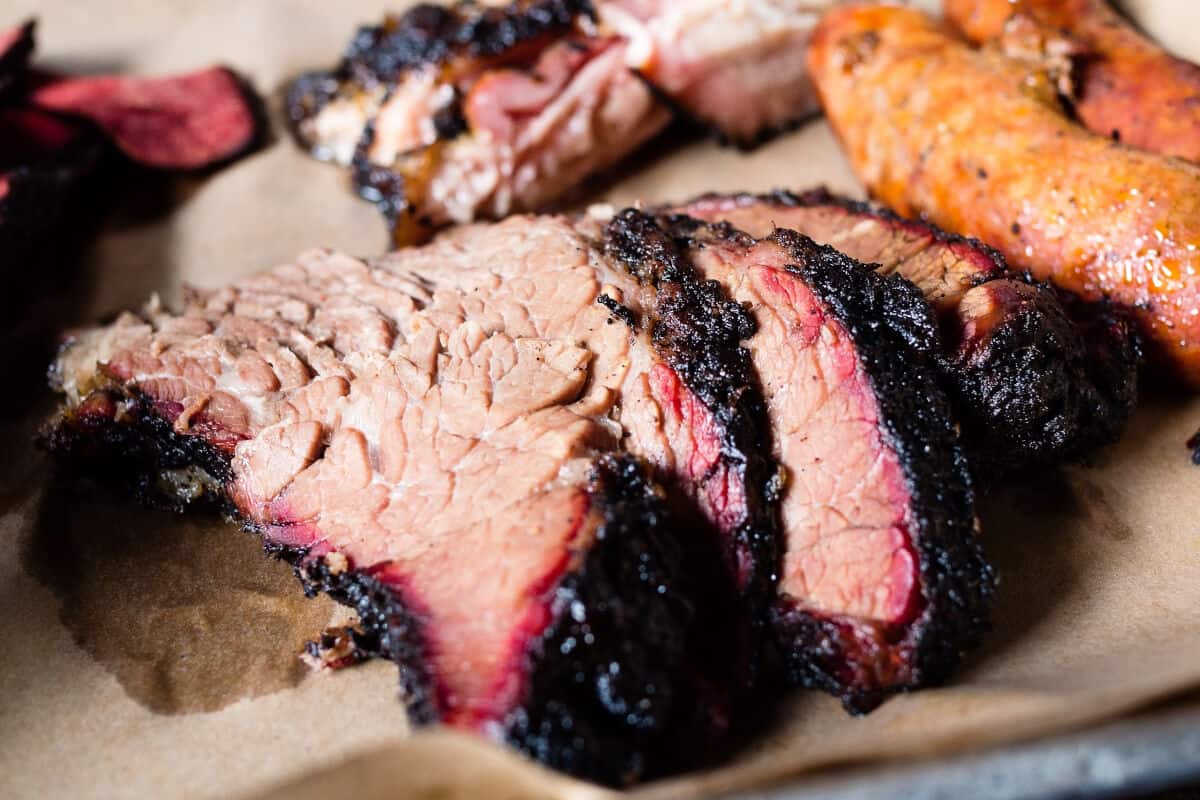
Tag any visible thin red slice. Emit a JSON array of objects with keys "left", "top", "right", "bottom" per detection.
[{"left": 31, "top": 66, "right": 259, "bottom": 170}]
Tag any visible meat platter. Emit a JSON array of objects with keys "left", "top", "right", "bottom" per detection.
[{"left": 2, "top": 1, "right": 1199, "bottom": 798}]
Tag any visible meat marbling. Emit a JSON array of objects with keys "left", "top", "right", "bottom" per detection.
[{"left": 670, "top": 189, "right": 1138, "bottom": 476}]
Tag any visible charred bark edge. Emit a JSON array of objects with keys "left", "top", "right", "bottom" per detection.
[
  {"left": 38, "top": 389, "right": 718, "bottom": 786},
  {"left": 768, "top": 227, "right": 995, "bottom": 713},
  {"left": 602, "top": 208, "right": 783, "bottom": 633},
  {"left": 676, "top": 188, "right": 1139, "bottom": 479}
]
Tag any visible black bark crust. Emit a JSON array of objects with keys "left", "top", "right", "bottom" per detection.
[
  {"left": 679, "top": 187, "right": 1139, "bottom": 479},
  {"left": 602, "top": 209, "right": 782, "bottom": 639},
  {"left": 951, "top": 283, "right": 1139, "bottom": 476},
  {"left": 39, "top": 388, "right": 233, "bottom": 514},
  {"left": 505, "top": 454, "right": 724, "bottom": 786},
  {"left": 40, "top": 389, "right": 723, "bottom": 786},
  {"left": 765, "top": 228, "right": 995, "bottom": 713}
]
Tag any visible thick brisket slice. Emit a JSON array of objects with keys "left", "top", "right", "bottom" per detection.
[
  {"left": 599, "top": 209, "right": 780, "bottom": 669},
  {"left": 43, "top": 215, "right": 772, "bottom": 783},
  {"left": 672, "top": 189, "right": 1138, "bottom": 476},
  {"left": 654, "top": 215, "right": 993, "bottom": 712}
]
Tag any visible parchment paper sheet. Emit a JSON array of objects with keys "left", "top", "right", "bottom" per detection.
[{"left": 1, "top": 2, "right": 1198, "bottom": 798}]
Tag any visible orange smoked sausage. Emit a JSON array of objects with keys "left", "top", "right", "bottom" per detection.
[
  {"left": 808, "top": 5, "right": 1200, "bottom": 386},
  {"left": 946, "top": 0, "right": 1200, "bottom": 163}
]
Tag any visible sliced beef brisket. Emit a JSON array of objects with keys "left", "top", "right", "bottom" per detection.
[
  {"left": 672, "top": 188, "right": 1138, "bottom": 476},
  {"left": 43, "top": 209, "right": 996, "bottom": 770},
  {"left": 650, "top": 215, "right": 992, "bottom": 711},
  {"left": 42, "top": 214, "right": 781, "bottom": 783}
]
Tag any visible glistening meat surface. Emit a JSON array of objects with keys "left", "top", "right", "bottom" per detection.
[
  {"left": 808, "top": 5, "right": 1200, "bottom": 387},
  {"left": 653, "top": 216, "right": 993, "bottom": 711},
  {"left": 670, "top": 189, "right": 1138, "bottom": 476}
]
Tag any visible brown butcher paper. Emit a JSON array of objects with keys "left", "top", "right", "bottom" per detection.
[{"left": 1, "top": 1, "right": 1198, "bottom": 798}]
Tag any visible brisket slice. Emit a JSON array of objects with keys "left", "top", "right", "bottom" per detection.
[
  {"left": 42, "top": 214, "right": 779, "bottom": 783},
  {"left": 671, "top": 188, "right": 1138, "bottom": 476},
  {"left": 649, "top": 214, "right": 993, "bottom": 712},
  {"left": 286, "top": 0, "right": 669, "bottom": 244}
]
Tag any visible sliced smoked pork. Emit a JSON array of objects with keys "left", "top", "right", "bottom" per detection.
[{"left": 286, "top": 1, "right": 669, "bottom": 244}]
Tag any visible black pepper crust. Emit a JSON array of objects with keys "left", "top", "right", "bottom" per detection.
[
  {"left": 40, "top": 390, "right": 723, "bottom": 786},
  {"left": 678, "top": 188, "right": 1139, "bottom": 478},
  {"left": 506, "top": 455, "right": 724, "bottom": 785},
  {"left": 952, "top": 284, "right": 1139, "bottom": 476},
  {"left": 764, "top": 228, "right": 995, "bottom": 713},
  {"left": 602, "top": 209, "right": 782, "bottom": 650}
]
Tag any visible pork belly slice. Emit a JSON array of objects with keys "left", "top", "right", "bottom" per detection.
[
  {"left": 287, "top": 1, "right": 669, "bottom": 244},
  {"left": 596, "top": 0, "right": 830, "bottom": 145},
  {"left": 647, "top": 215, "right": 994, "bottom": 712},
  {"left": 671, "top": 189, "right": 1138, "bottom": 476},
  {"left": 42, "top": 214, "right": 784, "bottom": 783}
]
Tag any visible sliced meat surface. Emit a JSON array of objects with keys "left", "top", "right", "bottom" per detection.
[
  {"left": 42, "top": 213, "right": 781, "bottom": 782},
  {"left": 670, "top": 189, "right": 1139, "bottom": 475},
  {"left": 286, "top": 0, "right": 838, "bottom": 241},
  {"left": 946, "top": 0, "right": 1200, "bottom": 163},
  {"left": 652, "top": 216, "right": 992, "bottom": 711},
  {"left": 31, "top": 66, "right": 260, "bottom": 170},
  {"left": 286, "top": 0, "right": 668, "bottom": 244},
  {"left": 808, "top": 5, "right": 1200, "bottom": 387},
  {"left": 597, "top": 0, "right": 830, "bottom": 145}
]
